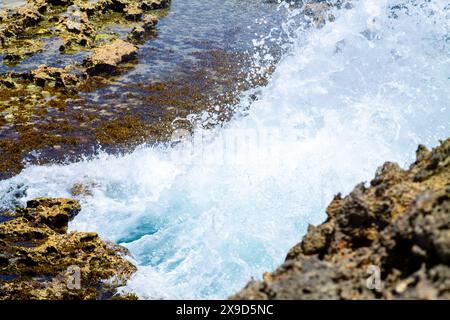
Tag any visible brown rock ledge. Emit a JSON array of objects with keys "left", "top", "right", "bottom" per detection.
[{"left": 0, "top": 198, "right": 137, "bottom": 300}]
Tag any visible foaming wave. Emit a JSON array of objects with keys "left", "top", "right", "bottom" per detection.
[{"left": 0, "top": 0, "right": 449, "bottom": 298}]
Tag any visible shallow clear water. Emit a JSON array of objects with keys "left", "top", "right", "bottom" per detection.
[
  {"left": 0, "top": 0, "right": 449, "bottom": 299},
  {"left": 0, "top": 0, "right": 288, "bottom": 84},
  {"left": 81, "top": 0, "right": 291, "bottom": 102}
]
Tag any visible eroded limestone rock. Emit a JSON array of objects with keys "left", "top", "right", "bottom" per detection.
[
  {"left": 85, "top": 39, "right": 138, "bottom": 74},
  {"left": 31, "top": 64, "right": 84, "bottom": 90},
  {"left": 0, "top": 197, "right": 136, "bottom": 300}
]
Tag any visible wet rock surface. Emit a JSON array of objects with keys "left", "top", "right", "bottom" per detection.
[
  {"left": 232, "top": 138, "right": 450, "bottom": 300},
  {"left": 31, "top": 64, "right": 84, "bottom": 90},
  {"left": 0, "top": 197, "right": 137, "bottom": 300},
  {"left": 86, "top": 39, "right": 138, "bottom": 75}
]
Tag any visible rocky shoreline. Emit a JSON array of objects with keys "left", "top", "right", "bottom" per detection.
[
  {"left": 1, "top": 138, "right": 448, "bottom": 300},
  {"left": 0, "top": 198, "right": 136, "bottom": 299},
  {"left": 0, "top": 0, "right": 168, "bottom": 86},
  {"left": 0, "top": 0, "right": 171, "bottom": 179},
  {"left": 232, "top": 138, "right": 450, "bottom": 300}
]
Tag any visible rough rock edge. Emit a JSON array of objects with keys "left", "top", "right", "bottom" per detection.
[
  {"left": 232, "top": 138, "right": 450, "bottom": 300},
  {"left": 0, "top": 198, "right": 137, "bottom": 300}
]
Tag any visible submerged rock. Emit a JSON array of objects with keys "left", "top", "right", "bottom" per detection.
[
  {"left": 0, "top": 198, "right": 136, "bottom": 300},
  {"left": 304, "top": 2, "right": 331, "bottom": 27},
  {"left": 70, "top": 182, "right": 96, "bottom": 197},
  {"left": 232, "top": 138, "right": 450, "bottom": 300}
]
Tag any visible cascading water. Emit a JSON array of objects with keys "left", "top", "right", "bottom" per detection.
[{"left": 0, "top": 0, "right": 449, "bottom": 299}]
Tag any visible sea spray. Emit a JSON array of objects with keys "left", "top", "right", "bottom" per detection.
[{"left": 0, "top": 0, "right": 449, "bottom": 299}]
